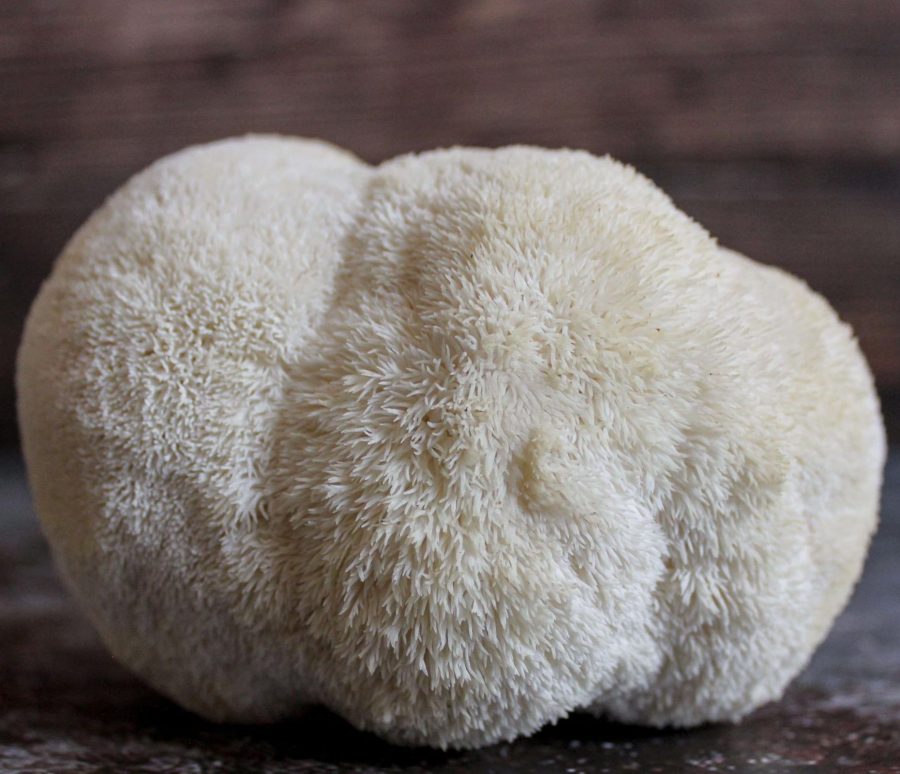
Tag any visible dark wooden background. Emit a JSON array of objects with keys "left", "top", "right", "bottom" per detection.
[{"left": 2, "top": 0, "right": 899, "bottom": 446}]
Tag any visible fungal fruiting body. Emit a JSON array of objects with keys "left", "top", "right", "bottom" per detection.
[{"left": 17, "top": 137, "right": 885, "bottom": 749}]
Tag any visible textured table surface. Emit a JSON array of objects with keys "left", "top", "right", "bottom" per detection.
[{"left": 0, "top": 453, "right": 897, "bottom": 774}]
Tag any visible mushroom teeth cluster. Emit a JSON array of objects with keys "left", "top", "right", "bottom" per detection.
[{"left": 17, "top": 136, "right": 885, "bottom": 749}]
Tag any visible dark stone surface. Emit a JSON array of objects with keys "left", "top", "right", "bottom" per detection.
[{"left": 0, "top": 453, "right": 897, "bottom": 773}]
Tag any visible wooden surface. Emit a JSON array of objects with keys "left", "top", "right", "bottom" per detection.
[
  {"left": 0, "top": 452, "right": 897, "bottom": 772},
  {"left": 2, "top": 0, "right": 900, "bottom": 445}
]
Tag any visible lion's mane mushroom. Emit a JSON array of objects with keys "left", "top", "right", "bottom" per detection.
[{"left": 17, "top": 136, "right": 885, "bottom": 749}]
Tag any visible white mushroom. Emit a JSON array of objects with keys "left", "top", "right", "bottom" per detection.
[{"left": 17, "top": 136, "right": 886, "bottom": 749}]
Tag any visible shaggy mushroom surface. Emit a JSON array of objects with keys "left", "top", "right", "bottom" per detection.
[{"left": 17, "top": 136, "right": 885, "bottom": 749}]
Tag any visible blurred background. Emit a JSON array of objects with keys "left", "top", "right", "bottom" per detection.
[{"left": 1, "top": 0, "right": 899, "bottom": 448}]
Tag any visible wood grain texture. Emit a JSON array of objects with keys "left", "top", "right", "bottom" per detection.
[{"left": 1, "top": 0, "right": 899, "bottom": 444}]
